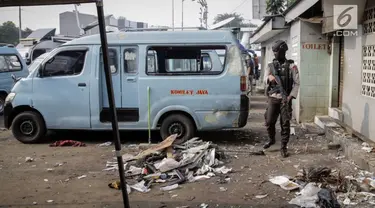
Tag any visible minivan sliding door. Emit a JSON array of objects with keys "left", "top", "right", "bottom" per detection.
[{"left": 119, "top": 46, "right": 139, "bottom": 122}]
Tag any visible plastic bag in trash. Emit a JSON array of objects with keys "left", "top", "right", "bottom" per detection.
[{"left": 317, "top": 189, "right": 341, "bottom": 208}]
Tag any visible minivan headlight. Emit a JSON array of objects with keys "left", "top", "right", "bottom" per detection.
[{"left": 5, "top": 93, "right": 16, "bottom": 103}]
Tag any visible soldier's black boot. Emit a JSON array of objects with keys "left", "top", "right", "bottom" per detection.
[
  {"left": 263, "top": 138, "right": 275, "bottom": 149},
  {"left": 280, "top": 143, "right": 289, "bottom": 158}
]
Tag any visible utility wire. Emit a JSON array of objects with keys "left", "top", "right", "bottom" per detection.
[{"left": 230, "top": 0, "right": 249, "bottom": 14}]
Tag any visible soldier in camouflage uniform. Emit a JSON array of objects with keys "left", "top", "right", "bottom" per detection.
[{"left": 263, "top": 40, "right": 300, "bottom": 158}]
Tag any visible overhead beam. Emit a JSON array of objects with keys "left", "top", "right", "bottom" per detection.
[{"left": 0, "top": 0, "right": 96, "bottom": 7}]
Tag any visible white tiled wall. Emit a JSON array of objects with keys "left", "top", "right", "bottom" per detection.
[{"left": 298, "top": 21, "right": 331, "bottom": 122}]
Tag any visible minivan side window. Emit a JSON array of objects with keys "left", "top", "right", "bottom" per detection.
[
  {"left": 0, "top": 55, "right": 22, "bottom": 73},
  {"left": 43, "top": 50, "right": 87, "bottom": 77},
  {"left": 124, "top": 48, "right": 138, "bottom": 74},
  {"left": 146, "top": 46, "right": 226, "bottom": 75},
  {"left": 100, "top": 49, "right": 117, "bottom": 73}
]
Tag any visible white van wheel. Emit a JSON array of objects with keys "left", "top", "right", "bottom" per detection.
[
  {"left": 12, "top": 111, "right": 46, "bottom": 144},
  {"left": 160, "top": 114, "right": 195, "bottom": 145},
  {"left": 0, "top": 94, "right": 6, "bottom": 115}
]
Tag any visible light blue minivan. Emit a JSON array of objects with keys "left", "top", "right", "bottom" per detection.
[
  {"left": 4, "top": 30, "right": 249, "bottom": 144},
  {"left": 0, "top": 46, "right": 29, "bottom": 115}
]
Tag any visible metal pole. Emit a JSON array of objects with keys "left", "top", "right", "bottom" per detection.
[
  {"left": 18, "top": 6, "right": 22, "bottom": 39},
  {"left": 173, "top": 0, "right": 175, "bottom": 31},
  {"left": 181, "top": 0, "right": 184, "bottom": 30},
  {"left": 95, "top": 1, "right": 130, "bottom": 208}
]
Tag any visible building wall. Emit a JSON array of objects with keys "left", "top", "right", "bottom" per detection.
[
  {"left": 341, "top": 3, "right": 375, "bottom": 142},
  {"left": 290, "top": 20, "right": 301, "bottom": 122},
  {"left": 59, "top": 11, "right": 98, "bottom": 37},
  {"left": 298, "top": 21, "right": 330, "bottom": 122}
]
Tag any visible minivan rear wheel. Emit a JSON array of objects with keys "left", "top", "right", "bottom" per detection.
[
  {"left": 160, "top": 114, "right": 195, "bottom": 145},
  {"left": 12, "top": 111, "right": 46, "bottom": 144}
]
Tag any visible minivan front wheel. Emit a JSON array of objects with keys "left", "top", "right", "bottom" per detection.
[
  {"left": 160, "top": 114, "right": 195, "bottom": 145},
  {"left": 12, "top": 111, "right": 46, "bottom": 144}
]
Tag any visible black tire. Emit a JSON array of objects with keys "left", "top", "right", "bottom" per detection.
[
  {"left": 160, "top": 114, "right": 195, "bottom": 145},
  {"left": 11, "top": 111, "right": 46, "bottom": 144},
  {"left": 0, "top": 94, "right": 6, "bottom": 116}
]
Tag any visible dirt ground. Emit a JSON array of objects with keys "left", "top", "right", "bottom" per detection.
[{"left": 0, "top": 94, "right": 358, "bottom": 208}]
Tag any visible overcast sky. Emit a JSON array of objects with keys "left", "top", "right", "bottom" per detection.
[{"left": 0, "top": 0, "right": 255, "bottom": 33}]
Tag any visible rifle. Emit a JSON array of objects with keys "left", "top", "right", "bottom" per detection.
[{"left": 268, "top": 60, "right": 289, "bottom": 103}]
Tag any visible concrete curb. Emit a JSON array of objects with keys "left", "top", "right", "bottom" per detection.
[{"left": 315, "top": 116, "right": 375, "bottom": 172}]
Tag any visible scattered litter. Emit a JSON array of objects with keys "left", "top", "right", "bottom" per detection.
[
  {"left": 289, "top": 183, "right": 321, "bottom": 208},
  {"left": 54, "top": 163, "right": 64, "bottom": 167},
  {"left": 269, "top": 176, "right": 300, "bottom": 191},
  {"left": 154, "top": 158, "right": 181, "bottom": 172},
  {"left": 49, "top": 140, "right": 86, "bottom": 147},
  {"left": 327, "top": 143, "right": 341, "bottom": 150},
  {"left": 108, "top": 181, "right": 131, "bottom": 194},
  {"left": 130, "top": 180, "right": 151, "bottom": 193},
  {"left": 290, "top": 127, "right": 295, "bottom": 135},
  {"left": 335, "top": 156, "right": 345, "bottom": 160},
  {"left": 160, "top": 184, "right": 179, "bottom": 191},
  {"left": 171, "top": 194, "right": 178, "bottom": 198},
  {"left": 47, "top": 168, "right": 54, "bottom": 172},
  {"left": 77, "top": 175, "right": 87, "bottom": 179},
  {"left": 25, "top": 157, "right": 34, "bottom": 162},
  {"left": 33, "top": 202, "right": 37, "bottom": 205},
  {"left": 317, "top": 188, "right": 340, "bottom": 208},
  {"left": 362, "top": 142, "right": 374, "bottom": 153},
  {"left": 255, "top": 194, "right": 268, "bottom": 199},
  {"left": 219, "top": 187, "right": 227, "bottom": 192},
  {"left": 98, "top": 141, "right": 112, "bottom": 147},
  {"left": 64, "top": 179, "right": 70, "bottom": 182},
  {"left": 122, "top": 154, "right": 135, "bottom": 162},
  {"left": 44, "top": 179, "right": 48, "bottom": 182},
  {"left": 200, "top": 203, "right": 208, "bottom": 208},
  {"left": 126, "top": 166, "right": 143, "bottom": 175},
  {"left": 46, "top": 200, "right": 54, "bottom": 203}
]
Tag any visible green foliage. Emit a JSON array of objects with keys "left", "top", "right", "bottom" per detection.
[
  {"left": 266, "top": 0, "right": 286, "bottom": 15},
  {"left": 0, "top": 21, "right": 33, "bottom": 45}
]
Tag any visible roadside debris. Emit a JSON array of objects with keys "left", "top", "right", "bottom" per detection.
[
  {"left": 362, "top": 142, "right": 374, "bottom": 153},
  {"left": 160, "top": 184, "right": 179, "bottom": 191},
  {"left": 46, "top": 200, "right": 54, "bottom": 203},
  {"left": 327, "top": 143, "right": 341, "bottom": 150},
  {"left": 273, "top": 166, "right": 375, "bottom": 207},
  {"left": 77, "top": 175, "right": 87, "bottom": 179},
  {"left": 107, "top": 134, "right": 232, "bottom": 194},
  {"left": 25, "top": 157, "right": 34, "bottom": 162},
  {"left": 44, "top": 179, "right": 48, "bottom": 182},
  {"left": 200, "top": 203, "right": 208, "bottom": 208},
  {"left": 33, "top": 202, "right": 37, "bottom": 205},
  {"left": 269, "top": 176, "right": 300, "bottom": 191},
  {"left": 49, "top": 140, "right": 86, "bottom": 147},
  {"left": 255, "top": 194, "right": 268, "bottom": 199},
  {"left": 98, "top": 141, "right": 112, "bottom": 147},
  {"left": 108, "top": 181, "right": 131, "bottom": 194},
  {"left": 219, "top": 187, "right": 227, "bottom": 192}
]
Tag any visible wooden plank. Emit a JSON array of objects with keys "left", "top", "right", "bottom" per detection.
[{"left": 0, "top": 0, "right": 96, "bottom": 7}]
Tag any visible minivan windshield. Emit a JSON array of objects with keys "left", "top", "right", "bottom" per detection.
[{"left": 28, "top": 52, "right": 49, "bottom": 73}]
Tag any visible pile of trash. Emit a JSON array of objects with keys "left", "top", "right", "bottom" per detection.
[
  {"left": 106, "top": 135, "right": 232, "bottom": 193},
  {"left": 269, "top": 166, "right": 375, "bottom": 207}
]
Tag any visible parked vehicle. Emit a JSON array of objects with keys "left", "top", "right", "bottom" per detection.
[
  {"left": 4, "top": 30, "right": 249, "bottom": 144},
  {"left": 0, "top": 46, "right": 29, "bottom": 115}
]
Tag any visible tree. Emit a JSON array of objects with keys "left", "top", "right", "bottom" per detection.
[
  {"left": 22, "top": 27, "right": 33, "bottom": 38},
  {"left": 0, "top": 21, "right": 33, "bottom": 44},
  {"left": 0, "top": 21, "right": 19, "bottom": 45},
  {"left": 266, "top": 0, "right": 286, "bottom": 15},
  {"left": 213, "top": 13, "right": 257, "bottom": 28},
  {"left": 286, "top": 0, "right": 297, "bottom": 7}
]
